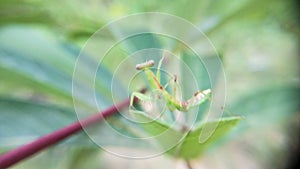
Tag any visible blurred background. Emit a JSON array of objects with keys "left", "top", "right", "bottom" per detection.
[{"left": 0, "top": 0, "right": 299, "bottom": 169}]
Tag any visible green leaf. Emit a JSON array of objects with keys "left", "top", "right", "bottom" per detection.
[
  {"left": 0, "top": 98, "right": 152, "bottom": 149},
  {"left": 0, "top": 26, "right": 75, "bottom": 74},
  {"left": 0, "top": 26, "right": 144, "bottom": 150},
  {"left": 7, "top": 147, "right": 103, "bottom": 169},
  {"left": 0, "top": 26, "right": 125, "bottom": 108},
  {"left": 0, "top": 27, "right": 77, "bottom": 106},
  {"left": 0, "top": 97, "right": 79, "bottom": 147},
  {"left": 169, "top": 116, "right": 242, "bottom": 159},
  {"left": 0, "top": 48, "right": 74, "bottom": 104},
  {"left": 180, "top": 51, "right": 215, "bottom": 94},
  {"left": 133, "top": 112, "right": 242, "bottom": 159},
  {"left": 180, "top": 51, "right": 222, "bottom": 122},
  {"left": 123, "top": 32, "right": 162, "bottom": 53},
  {"left": 229, "top": 85, "right": 300, "bottom": 129}
]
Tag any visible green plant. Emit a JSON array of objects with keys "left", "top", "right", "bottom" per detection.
[
  {"left": 0, "top": 0, "right": 299, "bottom": 168},
  {"left": 0, "top": 26, "right": 242, "bottom": 169}
]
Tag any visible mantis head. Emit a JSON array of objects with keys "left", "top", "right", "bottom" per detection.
[{"left": 136, "top": 60, "right": 155, "bottom": 70}]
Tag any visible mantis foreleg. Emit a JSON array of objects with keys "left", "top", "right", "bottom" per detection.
[
  {"left": 156, "top": 56, "right": 165, "bottom": 83},
  {"left": 130, "top": 92, "right": 153, "bottom": 108}
]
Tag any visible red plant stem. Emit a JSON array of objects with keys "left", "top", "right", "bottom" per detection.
[{"left": 0, "top": 89, "right": 145, "bottom": 169}]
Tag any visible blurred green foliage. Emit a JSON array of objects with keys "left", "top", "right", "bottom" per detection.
[{"left": 0, "top": 0, "right": 299, "bottom": 169}]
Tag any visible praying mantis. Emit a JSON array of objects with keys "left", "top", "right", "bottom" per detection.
[{"left": 130, "top": 57, "right": 211, "bottom": 113}]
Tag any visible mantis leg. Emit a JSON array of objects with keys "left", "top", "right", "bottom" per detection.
[
  {"left": 163, "top": 76, "right": 174, "bottom": 89},
  {"left": 156, "top": 56, "right": 165, "bottom": 83},
  {"left": 184, "top": 89, "right": 212, "bottom": 111},
  {"left": 155, "top": 56, "right": 178, "bottom": 100},
  {"left": 130, "top": 92, "right": 153, "bottom": 108},
  {"left": 130, "top": 91, "right": 166, "bottom": 117},
  {"left": 170, "top": 75, "right": 178, "bottom": 121},
  {"left": 163, "top": 74, "right": 178, "bottom": 101},
  {"left": 161, "top": 74, "right": 178, "bottom": 121},
  {"left": 172, "top": 75, "right": 177, "bottom": 101}
]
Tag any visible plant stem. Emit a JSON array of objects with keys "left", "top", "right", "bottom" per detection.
[
  {"left": 0, "top": 89, "right": 146, "bottom": 169},
  {"left": 185, "top": 160, "right": 194, "bottom": 169}
]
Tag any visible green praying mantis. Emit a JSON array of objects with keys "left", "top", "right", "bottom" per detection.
[{"left": 130, "top": 57, "right": 211, "bottom": 114}]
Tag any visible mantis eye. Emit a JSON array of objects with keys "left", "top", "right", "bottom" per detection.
[{"left": 136, "top": 60, "right": 155, "bottom": 70}]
